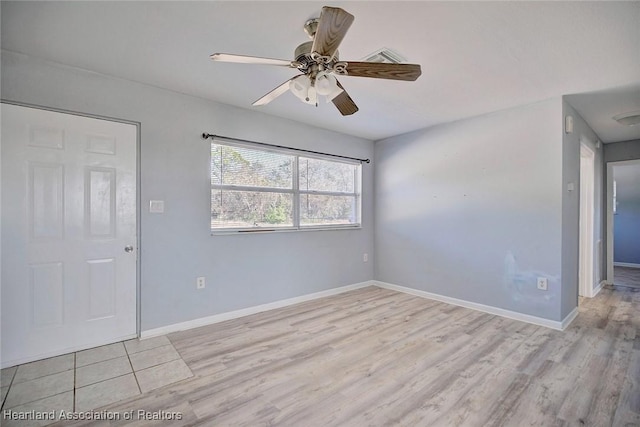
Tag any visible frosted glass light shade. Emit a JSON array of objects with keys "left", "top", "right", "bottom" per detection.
[
  {"left": 290, "top": 75, "right": 310, "bottom": 99},
  {"left": 289, "top": 75, "right": 317, "bottom": 105},
  {"left": 315, "top": 72, "right": 344, "bottom": 102}
]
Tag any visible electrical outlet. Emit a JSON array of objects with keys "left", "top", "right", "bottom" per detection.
[
  {"left": 196, "top": 276, "right": 206, "bottom": 289},
  {"left": 363, "top": 253, "right": 368, "bottom": 262},
  {"left": 537, "top": 277, "right": 548, "bottom": 291}
]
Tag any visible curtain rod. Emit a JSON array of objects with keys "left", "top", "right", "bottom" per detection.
[{"left": 202, "top": 133, "right": 370, "bottom": 164}]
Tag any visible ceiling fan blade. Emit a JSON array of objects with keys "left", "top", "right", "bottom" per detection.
[
  {"left": 338, "top": 62, "right": 422, "bottom": 81},
  {"left": 211, "top": 53, "right": 297, "bottom": 68},
  {"left": 252, "top": 78, "right": 295, "bottom": 106},
  {"left": 311, "top": 7, "right": 354, "bottom": 60},
  {"left": 332, "top": 80, "right": 358, "bottom": 116}
]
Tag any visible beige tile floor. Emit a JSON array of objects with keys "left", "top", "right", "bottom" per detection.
[{"left": 0, "top": 336, "right": 193, "bottom": 427}]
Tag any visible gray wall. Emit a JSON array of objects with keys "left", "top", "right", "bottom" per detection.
[
  {"left": 374, "top": 99, "right": 566, "bottom": 321},
  {"left": 562, "top": 100, "right": 605, "bottom": 310},
  {"left": 614, "top": 198, "right": 640, "bottom": 264},
  {"left": 612, "top": 162, "right": 640, "bottom": 265},
  {"left": 605, "top": 139, "right": 640, "bottom": 163},
  {"left": 1, "top": 50, "right": 375, "bottom": 331}
]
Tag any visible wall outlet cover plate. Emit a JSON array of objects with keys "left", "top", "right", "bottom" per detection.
[{"left": 149, "top": 200, "right": 165, "bottom": 213}]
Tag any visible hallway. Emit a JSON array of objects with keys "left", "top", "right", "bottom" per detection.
[{"left": 614, "top": 266, "right": 640, "bottom": 289}]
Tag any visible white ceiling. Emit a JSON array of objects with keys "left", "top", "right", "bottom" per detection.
[{"left": 2, "top": 1, "right": 640, "bottom": 142}]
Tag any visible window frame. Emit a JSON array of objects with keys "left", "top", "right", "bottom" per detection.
[{"left": 210, "top": 139, "right": 362, "bottom": 234}]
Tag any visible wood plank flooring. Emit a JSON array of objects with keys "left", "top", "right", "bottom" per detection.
[
  {"left": 614, "top": 266, "right": 640, "bottom": 289},
  {"left": 53, "top": 286, "right": 640, "bottom": 426}
]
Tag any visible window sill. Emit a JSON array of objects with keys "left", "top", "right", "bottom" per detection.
[{"left": 211, "top": 225, "right": 362, "bottom": 236}]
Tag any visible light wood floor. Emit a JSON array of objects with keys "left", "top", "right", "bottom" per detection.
[
  {"left": 54, "top": 286, "right": 639, "bottom": 426},
  {"left": 614, "top": 266, "right": 640, "bottom": 289}
]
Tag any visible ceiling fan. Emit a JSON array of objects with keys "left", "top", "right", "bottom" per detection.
[{"left": 210, "top": 6, "right": 421, "bottom": 116}]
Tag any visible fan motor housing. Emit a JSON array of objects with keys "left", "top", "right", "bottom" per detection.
[
  {"left": 294, "top": 41, "right": 340, "bottom": 62},
  {"left": 294, "top": 41, "right": 314, "bottom": 62},
  {"left": 294, "top": 41, "right": 339, "bottom": 74}
]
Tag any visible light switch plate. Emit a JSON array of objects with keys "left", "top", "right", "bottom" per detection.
[{"left": 149, "top": 200, "right": 165, "bottom": 213}]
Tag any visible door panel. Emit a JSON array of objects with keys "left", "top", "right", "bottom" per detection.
[
  {"left": 85, "top": 167, "right": 116, "bottom": 238},
  {"left": 30, "top": 262, "right": 64, "bottom": 328},
  {"left": 1, "top": 103, "right": 137, "bottom": 367},
  {"left": 87, "top": 258, "right": 116, "bottom": 319},
  {"left": 29, "top": 162, "right": 65, "bottom": 239}
]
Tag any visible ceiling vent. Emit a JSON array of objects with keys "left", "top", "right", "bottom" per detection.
[{"left": 361, "top": 47, "right": 407, "bottom": 64}]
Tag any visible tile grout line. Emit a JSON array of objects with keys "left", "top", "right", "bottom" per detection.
[
  {"left": 2, "top": 378, "right": 73, "bottom": 411},
  {"left": 75, "top": 342, "right": 140, "bottom": 413},
  {"left": 2, "top": 339, "right": 190, "bottom": 415},
  {"left": 0, "top": 365, "right": 18, "bottom": 412},
  {"left": 126, "top": 339, "right": 193, "bottom": 393},
  {"left": 167, "top": 336, "right": 196, "bottom": 379},
  {"left": 75, "top": 342, "right": 129, "bottom": 369},
  {"left": 124, "top": 341, "right": 143, "bottom": 395},
  {"left": 78, "top": 372, "right": 134, "bottom": 390},
  {"left": 76, "top": 355, "right": 124, "bottom": 369},
  {"left": 73, "top": 352, "right": 76, "bottom": 412},
  {"left": 133, "top": 356, "right": 182, "bottom": 372},
  {"left": 129, "top": 343, "right": 183, "bottom": 372},
  {"left": 167, "top": 335, "right": 192, "bottom": 370}
]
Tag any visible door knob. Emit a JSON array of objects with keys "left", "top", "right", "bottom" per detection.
[{"left": 124, "top": 245, "right": 134, "bottom": 253}]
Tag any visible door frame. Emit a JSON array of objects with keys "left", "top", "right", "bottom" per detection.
[
  {"left": 0, "top": 99, "right": 141, "bottom": 339},
  {"left": 579, "top": 141, "right": 595, "bottom": 297},
  {"left": 606, "top": 158, "right": 640, "bottom": 284}
]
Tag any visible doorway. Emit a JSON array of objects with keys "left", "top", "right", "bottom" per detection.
[
  {"left": 607, "top": 159, "right": 640, "bottom": 289},
  {"left": 579, "top": 142, "right": 596, "bottom": 297},
  {"left": 1, "top": 103, "right": 139, "bottom": 367}
]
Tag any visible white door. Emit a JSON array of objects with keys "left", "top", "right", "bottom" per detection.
[{"left": 1, "top": 103, "right": 137, "bottom": 367}]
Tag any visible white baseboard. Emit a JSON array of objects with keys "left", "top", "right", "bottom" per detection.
[
  {"left": 141, "top": 281, "right": 375, "bottom": 339},
  {"left": 561, "top": 307, "right": 579, "bottom": 330},
  {"left": 2, "top": 278, "right": 586, "bottom": 368},
  {"left": 141, "top": 277, "right": 580, "bottom": 340},
  {"left": 592, "top": 281, "right": 604, "bottom": 297},
  {"left": 614, "top": 262, "right": 640, "bottom": 269},
  {"left": 374, "top": 281, "right": 575, "bottom": 331}
]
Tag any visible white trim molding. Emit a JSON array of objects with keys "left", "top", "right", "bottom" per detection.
[
  {"left": 561, "top": 307, "right": 579, "bottom": 330},
  {"left": 141, "top": 281, "right": 375, "bottom": 339},
  {"left": 582, "top": 280, "right": 605, "bottom": 299},
  {"left": 374, "top": 281, "right": 577, "bottom": 331},
  {"left": 142, "top": 278, "right": 581, "bottom": 340},
  {"left": 592, "top": 281, "right": 605, "bottom": 297},
  {"left": 614, "top": 262, "right": 640, "bottom": 269}
]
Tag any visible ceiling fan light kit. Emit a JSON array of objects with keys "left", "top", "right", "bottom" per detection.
[
  {"left": 210, "top": 6, "right": 422, "bottom": 116},
  {"left": 315, "top": 72, "right": 344, "bottom": 101},
  {"left": 289, "top": 75, "right": 316, "bottom": 105}
]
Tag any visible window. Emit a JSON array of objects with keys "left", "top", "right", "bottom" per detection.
[{"left": 211, "top": 140, "right": 361, "bottom": 232}]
